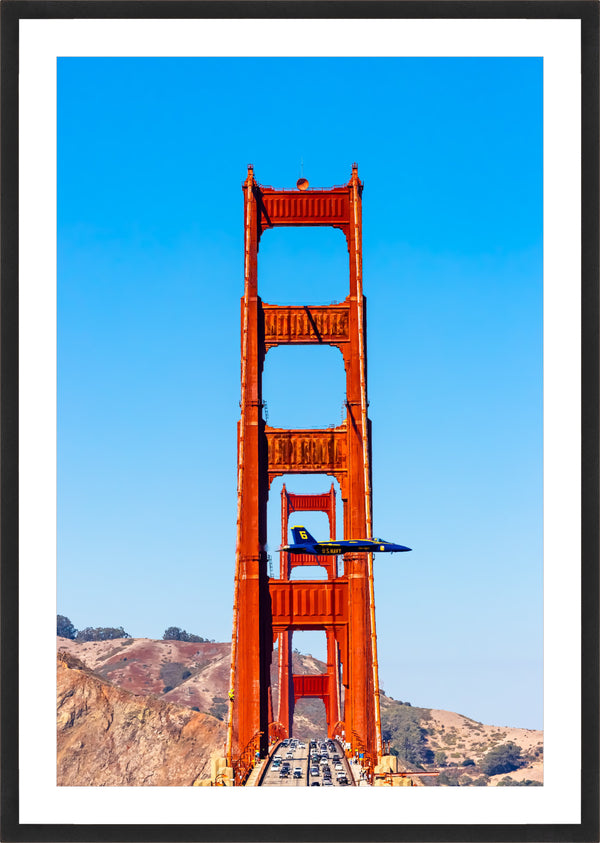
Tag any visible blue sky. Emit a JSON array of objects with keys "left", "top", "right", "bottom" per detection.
[{"left": 57, "top": 57, "right": 543, "bottom": 729}]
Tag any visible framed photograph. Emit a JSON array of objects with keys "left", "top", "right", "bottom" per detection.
[{"left": 2, "top": 1, "right": 598, "bottom": 841}]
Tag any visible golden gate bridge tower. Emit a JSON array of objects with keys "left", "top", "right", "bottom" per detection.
[{"left": 226, "top": 164, "right": 383, "bottom": 784}]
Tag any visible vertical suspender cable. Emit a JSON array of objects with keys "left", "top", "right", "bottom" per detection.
[
  {"left": 352, "top": 175, "right": 383, "bottom": 759},
  {"left": 226, "top": 176, "right": 253, "bottom": 766}
]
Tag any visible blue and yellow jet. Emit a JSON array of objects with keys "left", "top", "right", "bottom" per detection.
[{"left": 279, "top": 526, "right": 411, "bottom": 556}]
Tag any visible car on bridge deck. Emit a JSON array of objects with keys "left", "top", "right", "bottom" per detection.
[{"left": 293, "top": 767, "right": 302, "bottom": 779}]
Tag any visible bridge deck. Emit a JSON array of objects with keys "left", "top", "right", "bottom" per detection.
[{"left": 257, "top": 739, "right": 355, "bottom": 788}]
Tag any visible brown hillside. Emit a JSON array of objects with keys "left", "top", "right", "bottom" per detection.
[
  {"left": 56, "top": 636, "right": 328, "bottom": 732},
  {"left": 57, "top": 638, "right": 543, "bottom": 786},
  {"left": 423, "top": 708, "right": 543, "bottom": 785},
  {"left": 57, "top": 651, "right": 225, "bottom": 786}
]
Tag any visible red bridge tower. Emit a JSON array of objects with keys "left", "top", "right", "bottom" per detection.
[{"left": 226, "top": 165, "right": 382, "bottom": 783}]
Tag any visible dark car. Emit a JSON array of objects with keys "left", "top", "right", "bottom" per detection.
[{"left": 310, "top": 782, "right": 320, "bottom": 786}]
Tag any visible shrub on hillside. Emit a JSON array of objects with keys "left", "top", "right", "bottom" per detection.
[
  {"left": 162, "top": 627, "right": 212, "bottom": 643},
  {"left": 497, "top": 777, "right": 542, "bottom": 787},
  {"left": 381, "top": 700, "right": 434, "bottom": 766},
  {"left": 57, "top": 615, "right": 77, "bottom": 639},
  {"left": 480, "top": 742, "right": 524, "bottom": 776},
  {"left": 160, "top": 661, "right": 192, "bottom": 690},
  {"left": 437, "top": 770, "right": 460, "bottom": 786},
  {"left": 75, "top": 626, "right": 131, "bottom": 642},
  {"left": 209, "top": 696, "right": 228, "bottom": 721}
]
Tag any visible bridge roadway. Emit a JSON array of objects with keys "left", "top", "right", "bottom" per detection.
[{"left": 258, "top": 739, "right": 354, "bottom": 788}]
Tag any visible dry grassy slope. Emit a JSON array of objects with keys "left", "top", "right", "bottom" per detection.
[
  {"left": 57, "top": 636, "right": 329, "bottom": 731},
  {"left": 57, "top": 637, "right": 231, "bottom": 717},
  {"left": 57, "top": 637, "right": 543, "bottom": 786},
  {"left": 57, "top": 651, "right": 226, "bottom": 786},
  {"left": 423, "top": 708, "right": 543, "bottom": 785}
]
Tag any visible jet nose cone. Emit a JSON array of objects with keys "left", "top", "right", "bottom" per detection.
[{"left": 394, "top": 544, "right": 412, "bottom": 552}]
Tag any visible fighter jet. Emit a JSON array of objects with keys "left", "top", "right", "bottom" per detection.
[{"left": 279, "top": 526, "right": 411, "bottom": 556}]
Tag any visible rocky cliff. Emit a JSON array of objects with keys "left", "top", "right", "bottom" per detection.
[{"left": 57, "top": 651, "right": 226, "bottom": 786}]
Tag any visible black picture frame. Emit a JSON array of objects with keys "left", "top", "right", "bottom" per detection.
[{"left": 2, "top": 2, "right": 598, "bottom": 841}]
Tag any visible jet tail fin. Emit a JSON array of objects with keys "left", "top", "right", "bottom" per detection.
[{"left": 291, "top": 525, "right": 317, "bottom": 546}]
